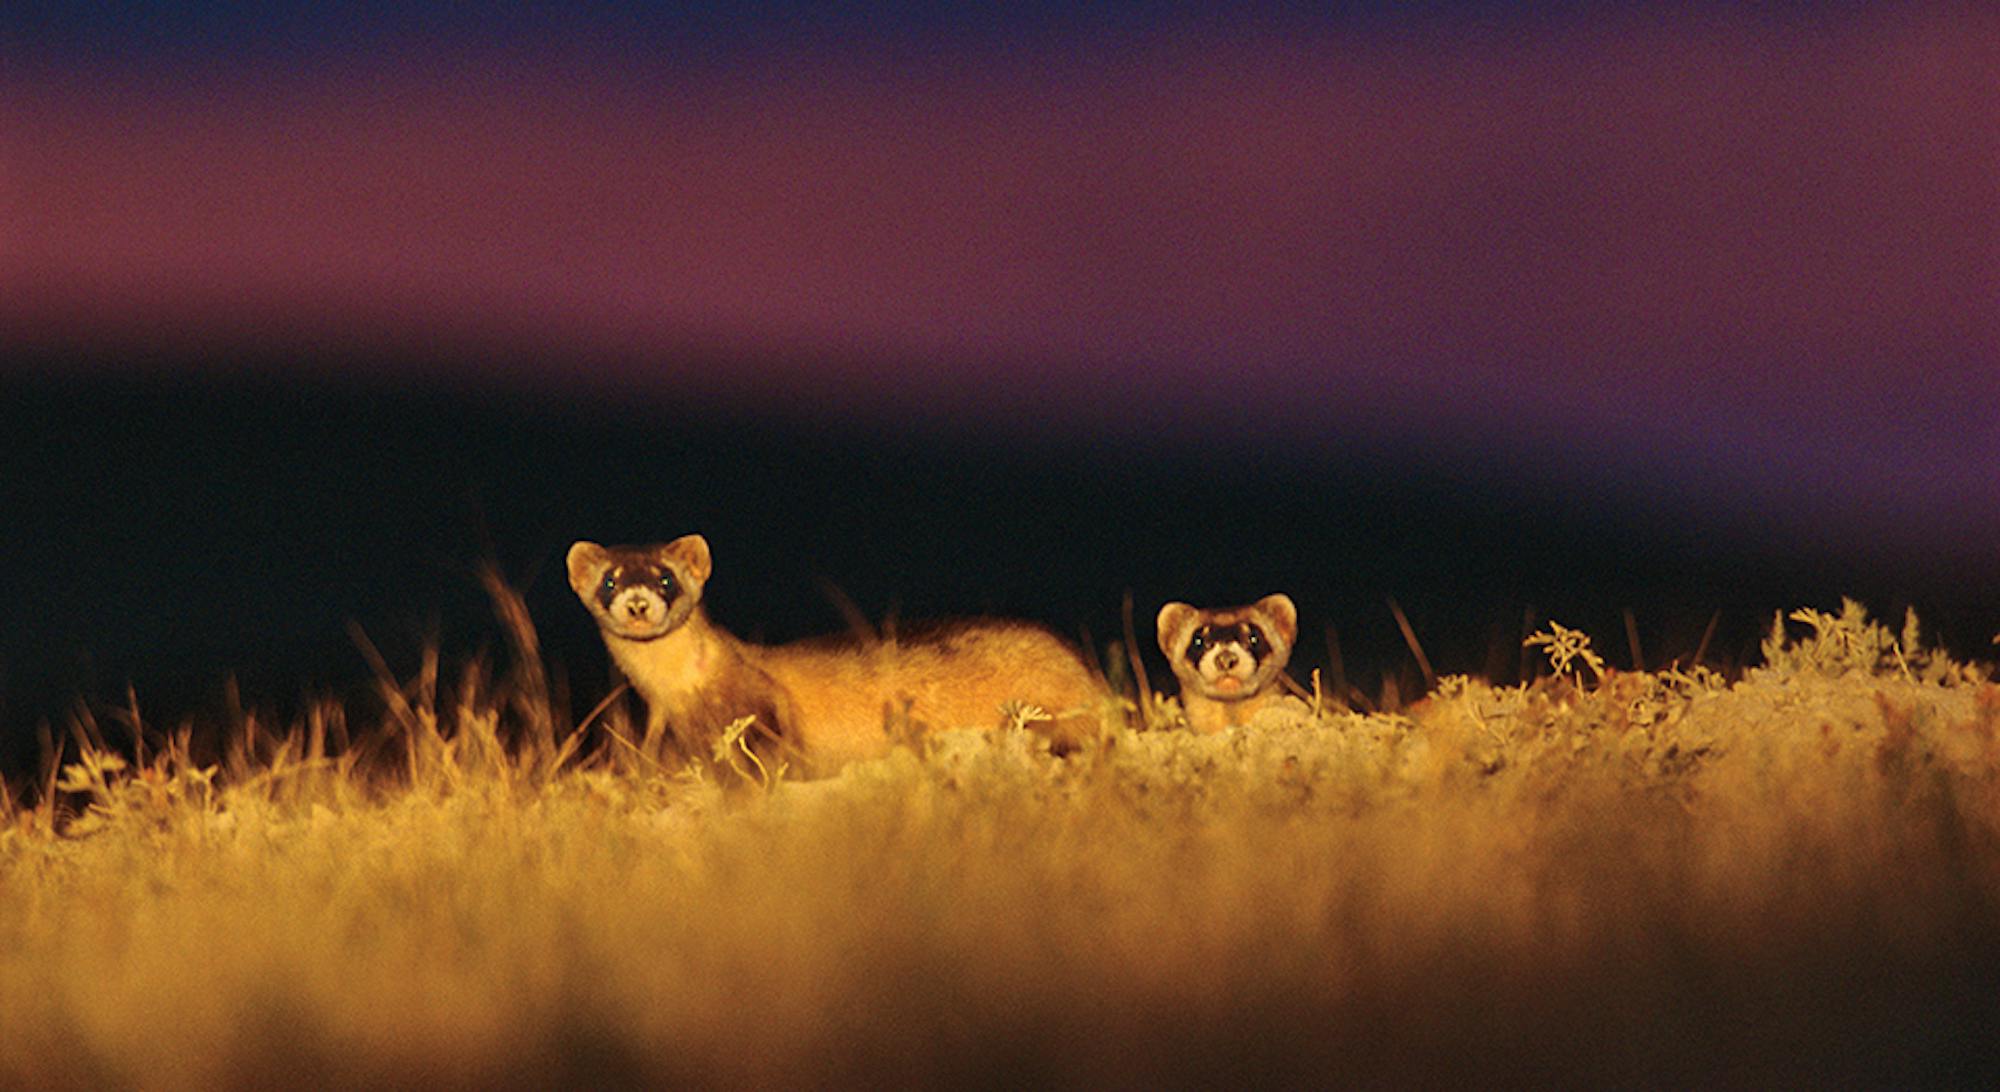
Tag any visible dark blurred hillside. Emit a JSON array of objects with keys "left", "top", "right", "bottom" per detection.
[{"left": 3, "top": 355, "right": 1994, "bottom": 778}]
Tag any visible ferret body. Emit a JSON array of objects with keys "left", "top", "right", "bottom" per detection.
[
  {"left": 567, "top": 536, "right": 1106, "bottom": 772},
  {"left": 1156, "top": 594, "right": 1299, "bottom": 733}
]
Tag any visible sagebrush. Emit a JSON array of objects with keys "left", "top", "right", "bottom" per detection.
[{"left": 4, "top": 597, "right": 1999, "bottom": 1088}]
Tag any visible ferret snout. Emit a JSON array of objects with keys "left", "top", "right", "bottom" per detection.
[
  {"left": 623, "top": 597, "right": 653, "bottom": 619},
  {"left": 1214, "top": 648, "right": 1241, "bottom": 671}
]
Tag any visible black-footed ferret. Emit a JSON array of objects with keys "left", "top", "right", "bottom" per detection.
[
  {"left": 568, "top": 535, "right": 1107, "bottom": 772},
  {"left": 1156, "top": 594, "right": 1298, "bottom": 733}
]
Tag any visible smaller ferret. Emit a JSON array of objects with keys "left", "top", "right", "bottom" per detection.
[{"left": 1156, "top": 594, "right": 1299, "bottom": 733}]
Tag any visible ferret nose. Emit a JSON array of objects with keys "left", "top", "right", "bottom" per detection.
[
  {"left": 625, "top": 599, "right": 651, "bottom": 619},
  {"left": 1215, "top": 649, "right": 1240, "bottom": 671}
]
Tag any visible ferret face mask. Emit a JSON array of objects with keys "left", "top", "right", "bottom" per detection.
[
  {"left": 566, "top": 535, "right": 712, "bottom": 641},
  {"left": 1157, "top": 594, "right": 1298, "bottom": 701}
]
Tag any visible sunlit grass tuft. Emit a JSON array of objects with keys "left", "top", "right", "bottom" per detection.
[{"left": 5, "top": 594, "right": 2000, "bottom": 1087}]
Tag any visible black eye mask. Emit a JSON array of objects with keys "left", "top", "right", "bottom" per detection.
[
  {"left": 1186, "top": 623, "right": 1272, "bottom": 666},
  {"left": 596, "top": 565, "right": 680, "bottom": 611}
]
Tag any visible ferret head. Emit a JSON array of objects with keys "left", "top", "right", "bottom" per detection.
[
  {"left": 565, "top": 535, "right": 712, "bottom": 641},
  {"left": 1156, "top": 594, "right": 1298, "bottom": 701}
]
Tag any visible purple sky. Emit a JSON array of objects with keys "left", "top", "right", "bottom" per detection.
[{"left": 4, "top": 8, "right": 1995, "bottom": 558}]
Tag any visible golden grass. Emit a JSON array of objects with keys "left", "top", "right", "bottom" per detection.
[{"left": 5, "top": 597, "right": 2000, "bottom": 1088}]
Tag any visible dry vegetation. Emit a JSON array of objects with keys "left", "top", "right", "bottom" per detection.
[{"left": 6, "top": 595, "right": 2000, "bottom": 1088}]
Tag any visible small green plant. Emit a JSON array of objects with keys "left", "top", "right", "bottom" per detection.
[
  {"left": 1000, "top": 700, "right": 1053, "bottom": 734},
  {"left": 712, "top": 714, "right": 784, "bottom": 789},
  {"left": 1524, "top": 621, "right": 1606, "bottom": 685}
]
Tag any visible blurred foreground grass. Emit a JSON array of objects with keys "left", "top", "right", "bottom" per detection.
[{"left": 5, "top": 599, "right": 2000, "bottom": 1088}]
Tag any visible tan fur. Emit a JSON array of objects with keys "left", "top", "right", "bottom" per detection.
[
  {"left": 1157, "top": 595, "right": 1299, "bottom": 734},
  {"left": 569, "top": 536, "right": 1106, "bottom": 773}
]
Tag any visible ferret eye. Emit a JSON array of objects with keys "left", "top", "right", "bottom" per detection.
[
  {"left": 1246, "top": 627, "right": 1265, "bottom": 651},
  {"left": 659, "top": 572, "right": 678, "bottom": 594},
  {"left": 1188, "top": 630, "right": 1208, "bottom": 653},
  {"left": 600, "top": 575, "right": 617, "bottom": 594}
]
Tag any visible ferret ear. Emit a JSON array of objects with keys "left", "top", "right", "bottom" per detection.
[
  {"left": 662, "top": 534, "right": 712, "bottom": 586},
  {"left": 565, "top": 541, "right": 610, "bottom": 600},
  {"left": 1256, "top": 594, "right": 1298, "bottom": 645},
  {"left": 1156, "top": 602, "right": 1198, "bottom": 657}
]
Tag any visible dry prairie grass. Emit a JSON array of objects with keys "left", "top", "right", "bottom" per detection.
[{"left": 4, "top": 595, "right": 2000, "bottom": 1088}]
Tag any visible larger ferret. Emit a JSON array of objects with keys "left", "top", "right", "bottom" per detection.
[{"left": 567, "top": 535, "right": 1107, "bottom": 772}]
